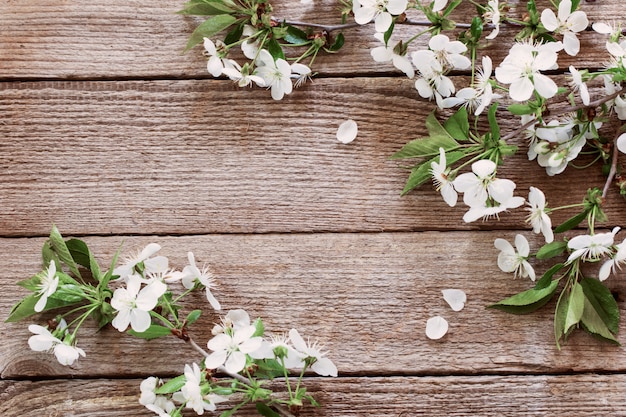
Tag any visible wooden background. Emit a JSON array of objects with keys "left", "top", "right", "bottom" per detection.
[{"left": 2, "top": 0, "right": 626, "bottom": 415}]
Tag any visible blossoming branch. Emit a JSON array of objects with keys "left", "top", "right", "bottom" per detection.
[
  {"left": 183, "top": 0, "right": 626, "bottom": 347},
  {"left": 7, "top": 227, "right": 337, "bottom": 417}
]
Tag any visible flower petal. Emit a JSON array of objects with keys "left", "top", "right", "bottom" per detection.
[
  {"left": 425, "top": 316, "right": 448, "bottom": 340},
  {"left": 442, "top": 289, "right": 467, "bottom": 311},
  {"left": 337, "top": 119, "right": 358, "bottom": 144}
]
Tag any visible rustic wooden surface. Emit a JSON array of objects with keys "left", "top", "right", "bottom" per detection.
[{"left": 2, "top": 0, "right": 626, "bottom": 416}]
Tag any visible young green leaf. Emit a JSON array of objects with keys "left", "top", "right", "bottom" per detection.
[
  {"left": 128, "top": 324, "right": 173, "bottom": 340},
  {"left": 443, "top": 107, "right": 469, "bottom": 141},
  {"left": 223, "top": 23, "right": 244, "bottom": 45},
  {"left": 184, "top": 14, "right": 238, "bottom": 51},
  {"left": 554, "top": 210, "right": 588, "bottom": 233},
  {"left": 507, "top": 103, "right": 534, "bottom": 115},
  {"left": 66, "top": 238, "right": 102, "bottom": 281},
  {"left": 155, "top": 375, "right": 187, "bottom": 395},
  {"left": 487, "top": 104, "right": 500, "bottom": 141},
  {"left": 488, "top": 278, "right": 559, "bottom": 314},
  {"left": 536, "top": 240, "right": 567, "bottom": 260},
  {"left": 256, "top": 402, "right": 281, "bottom": 417},
  {"left": 49, "top": 226, "right": 82, "bottom": 278},
  {"left": 185, "top": 309, "right": 202, "bottom": 326},
  {"left": 325, "top": 33, "right": 345, "bottom": 52},
  {"left": 580, "top": 277, "right": 619, "bottom": 333},
  {"left": 267, "top": 38, "right": 285, "bottom": 61},
  {"left": 5, "top": 294, "right": 82, "bottom": 322},
  {"left": 580, "top": 295, "right": 620, "bottom": 345},
  {"left": 564, "top": 282, "right": 585, "bottom": 334},
  {"left": 178, "top": 0, "right": 236, "bottom": 15},
  {"left": 284, "top": 25, "right": 309, "bottom": 45}
]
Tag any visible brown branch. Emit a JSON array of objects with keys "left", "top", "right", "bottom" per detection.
[{"left": 603, "top": 126, "right": 623, "bottom": 199}]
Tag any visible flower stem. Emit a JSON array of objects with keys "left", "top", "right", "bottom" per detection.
[{"left": 602, "top": 126, "right": 622, "bottom": 199}]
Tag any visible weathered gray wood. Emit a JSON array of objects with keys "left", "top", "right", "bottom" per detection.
[
  {"left": 1, "top": 78, "right": 623, "bottom": 237},
  {"left": 0, "top": 1, "right": 623, "bottom": 79},
  {"left": 3, "top": 374, "right": 626, "bottom": 416},
  {"left": 2, "top": 233, "right": 625, "bottom": 379}
]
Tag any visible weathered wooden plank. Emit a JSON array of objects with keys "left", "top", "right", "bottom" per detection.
[
  {"left": 3, "top": 374, "right": 626, "bottom": 416},
  {"left": 2, "top": 233, "right": 625, "bottom": 378},
  {"left": 0, "top": 1, "right": 623, "bottom": 79},
  {"left": 1, "top": 78, "right": 622, "bottom": 237}
]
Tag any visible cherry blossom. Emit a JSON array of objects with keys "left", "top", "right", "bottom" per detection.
[
  {"left": 181, "top": 252, "right": 221, "bottom": 310},
  {"left": 255, "top": 49, "right": 293, "bottom": 100},
  {"left": 484, "top": 0, "right": 501, "bottom": 40},
  {"left": 430, "top": 147, "right": 458, "bottom": 207},
  {"left": 205, "top": 324, "right": 264, "bottom": 374},
  {"left": 34, "top": 260, "right": 59, "bottom": 313},
  {"left": 352, "top": 0, "right": 408, "bottom": 33},
  {"left": 494, "top": 234, "right": 535, "bottom": 281},
  {"left": 540, "top": 0, "right": 589, "bottom": 56},
  {"left": 289, "top": 328, "right": 338, "bottom": 377},
  {"left": 111, "top": 275, "right": 167, "bottom": 332},
  {"left": 599, "top": 238, "right": 626, "bottom": 281},
  {"left": 526, "top": 187, "right": 553, "bottom": 243},
  {"left": 567, "top": 227, "right": 621, "bottom": 263},
  {"left": 113, "top": 243, "right": 161, "bottom": 280},
  {"left": 371, "top": 33, "right": 414, "bottom": 78}
]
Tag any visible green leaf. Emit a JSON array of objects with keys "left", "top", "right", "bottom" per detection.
[
  {"left": 5, "top": 294, "right": 82, "bottom": 322},
  {"left": 66, "top": 238, "right": 102, "bottom": 281},
  {"left": 49, "top": 226, "right": 81, "bottom": 278},
  {"left": 155, "top": 375, "right": 187, "bottom": 395},
  {"left": 51, "top": 284, "right": 86, "bottom": 303},
  {"left": 554, "top": 210, "right": 588, "bottom": 233},
  {"left": 42, "top": 241, "right": 59, "bottom": 268},
  {"left": 580, "top": 278, "right": 619, "bottom": 333},
  {"left": 284, "top": 25, "right": 309, "bottom": 45},
  {"left": 253, "top": 317, "right": 265, "bottom": 337},
  {"left": 534, "top": 263, "right": 564, "bottom": 289},
  {"left": 392, "top": 136, "right": 458, "bottom": 159},
  {"left": 128, "top": 324, "right": 173, "bottom": 340},
  {"left": 536, "top": 240, "right": 567, "bottom": 260},
  {"left": 570, "top": 0, "right": 581, "bottom": 12},
  {"left": 554, "top": 289, "right": 569, "bottom": 349},
  {"left": 488, "top": 278, "right": 559, "bottom": 314},
  {"left": 184, "top": 14, "right": 237, "bottom": 51},
  {"left": 443, "top": 107, "right": 469, "bottom": 141},
  {"left": 383, "top": 21, "right": 394, "bottom": 46},
  {"left": 177, "top": 0, "right": 235, "bottom": 15},
  {"left": 325, "top": 32, "right": 345, "bottom": 52},
  {"left": 223, "top": 23, "right": 244, "bottom": 45},
  {"left": 564, "top": 282, "right": 585, "bottom": 333},
  {"left": 580, "top": 294, "right": 620, "bottom": 345},
  {"left": 507, "top": 103, "right": 534, "bottom": 115},
  {"left": 256, "top": 402, "right": 281, "bottom": 417},
  {"left": 266, "top": 38, "right": 285, "bottom": 61},
  {"left": 400, "top": 150, "right": 464, "bottom": 195},
  {"left": 487, "top": 104, "right": 500, "bottom": 141},
  {"left": 185, "top": 309, "right": 202, "bottom": 325}
]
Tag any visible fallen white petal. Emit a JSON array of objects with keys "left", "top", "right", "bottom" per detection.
[
  {"left": 337, "top": 119, "right": 358, "bottom": 144},
  {"left": 425, "top": 316, "right": 449, "bottom": 340},
  {"left": 442, "top": 289, "right": 467, "bottom": 312}
]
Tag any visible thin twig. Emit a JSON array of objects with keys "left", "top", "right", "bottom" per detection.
[
  {"left": 602, "top": 126, "right": 622, "bottom": 199},
  {"left": 187, "top": 336, "right": 297, "bottom": 417},
  {"left": 272, "top": 18, "right": 360, "bottom": 32}
]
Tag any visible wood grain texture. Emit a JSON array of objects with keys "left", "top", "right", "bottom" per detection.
[
  {"left": 2, "top": 233, "right": 625, "bottom": 379},
  {"left": 0, "top": 1, "right": 624, "bottom": 79},
  {"left": 3, "top": 374, "right": 626, "bottom": 416},
  {"left": 1, "top": 77, "right": 623, "bottom": 237}
]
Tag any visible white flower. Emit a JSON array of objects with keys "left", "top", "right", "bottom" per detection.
[
  {"left": 255, "top": 49, "right": 293, "bottom": 100},
  {"left": 352, "top": 0, "right": 408, "bottom": 33},
  {"left": 567, "top": 227, "right": 620, "bottom": 263},
  {"left": 617, "top": 133, "right": 626, "bottom": 154},
  {"left": 540, "top": 0, "right": 589, "bottom": 56},
  {"left": 425, "top": 34, "right": 471, "bottom": 71},
  {"left": 599, "top": 238, "right": 626, "bottom": 281},
  {"left": 432, "top": 0, "right": 448, "bottom": 12},
  {"left": 425, "top": 316, "right": 448, "bottom": 340},
  {"left": 371, "top": 34, "right": 414, "bottom": 78},
  {"left": 494, "top": 234, "right": 536, "bottom": 281},
  {"left": 222, "top": 65, "right": 266, "bottom": 88},
  {"left": 111, "top": 275, "right": 167, "bottom": 332},
  {"left": 113, "top": 243, "right": 161, "bottom": 280},
  {"left": 173, "top": 363, "right": 227, "bottom": 415},
  {"left": 291, "top": 62, "right": 312, "bottom": 88},
  {"left": 203, "top": 38, "right": 239, "bottom": 78},
  {"left": 413, "top": 56, "right": 455, "bottom": 104},
  {"left": 28, "top": 321, "right": 86, "bottom": 366},
  {"left": 34, "top": 260, "right": 59, "bottom": 312},
  {"left": 205, "top": 325, "right": 263, "bottom": 374},
  {"left": 337, "top": 119, "right": 358, "bottom": 144},
  {"left": 289, "top": 328, "right": 338, "bottom": 377},
  {"left": 441, "top": 56, "right": 499, "bottom": 115},
  {"left": 495, "top": 41, "right": 560, "bottom": 101},
  {"left": 484, "top": 0, "right": 501, "bottom": 40},
  {"left": 269, "top": 333, "right": 305, "bottom": 369},
  {"left": 182, "top": 252, "right": 220, "bottom": 310},
  {"left": 526, "top": 187, "right": 553, "bottom": 243},
  {"left": 462, "top": 195, "right": 524, "bottom": 223},
  {"left": 241, "top": 25, "right": 260, "bottom": 60},
  {"left": 430, "top": 147, "right": 457, "bottom": 207},
  {"left": 533, "top": 119, "right": 583, "bottom": 176},
  {"left": 442, "top": 289, "right": 466, "bottom": 311},
  {"left": 452, "top": 159, "right": 521, "bottom": 209},
  {"left": 568, "top": 66, "right": 589, "bottom": 105}
]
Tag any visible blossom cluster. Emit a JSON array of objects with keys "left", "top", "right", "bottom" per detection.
[{"left": 9, "top": 228, "right": 336, "bottom": 416}]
